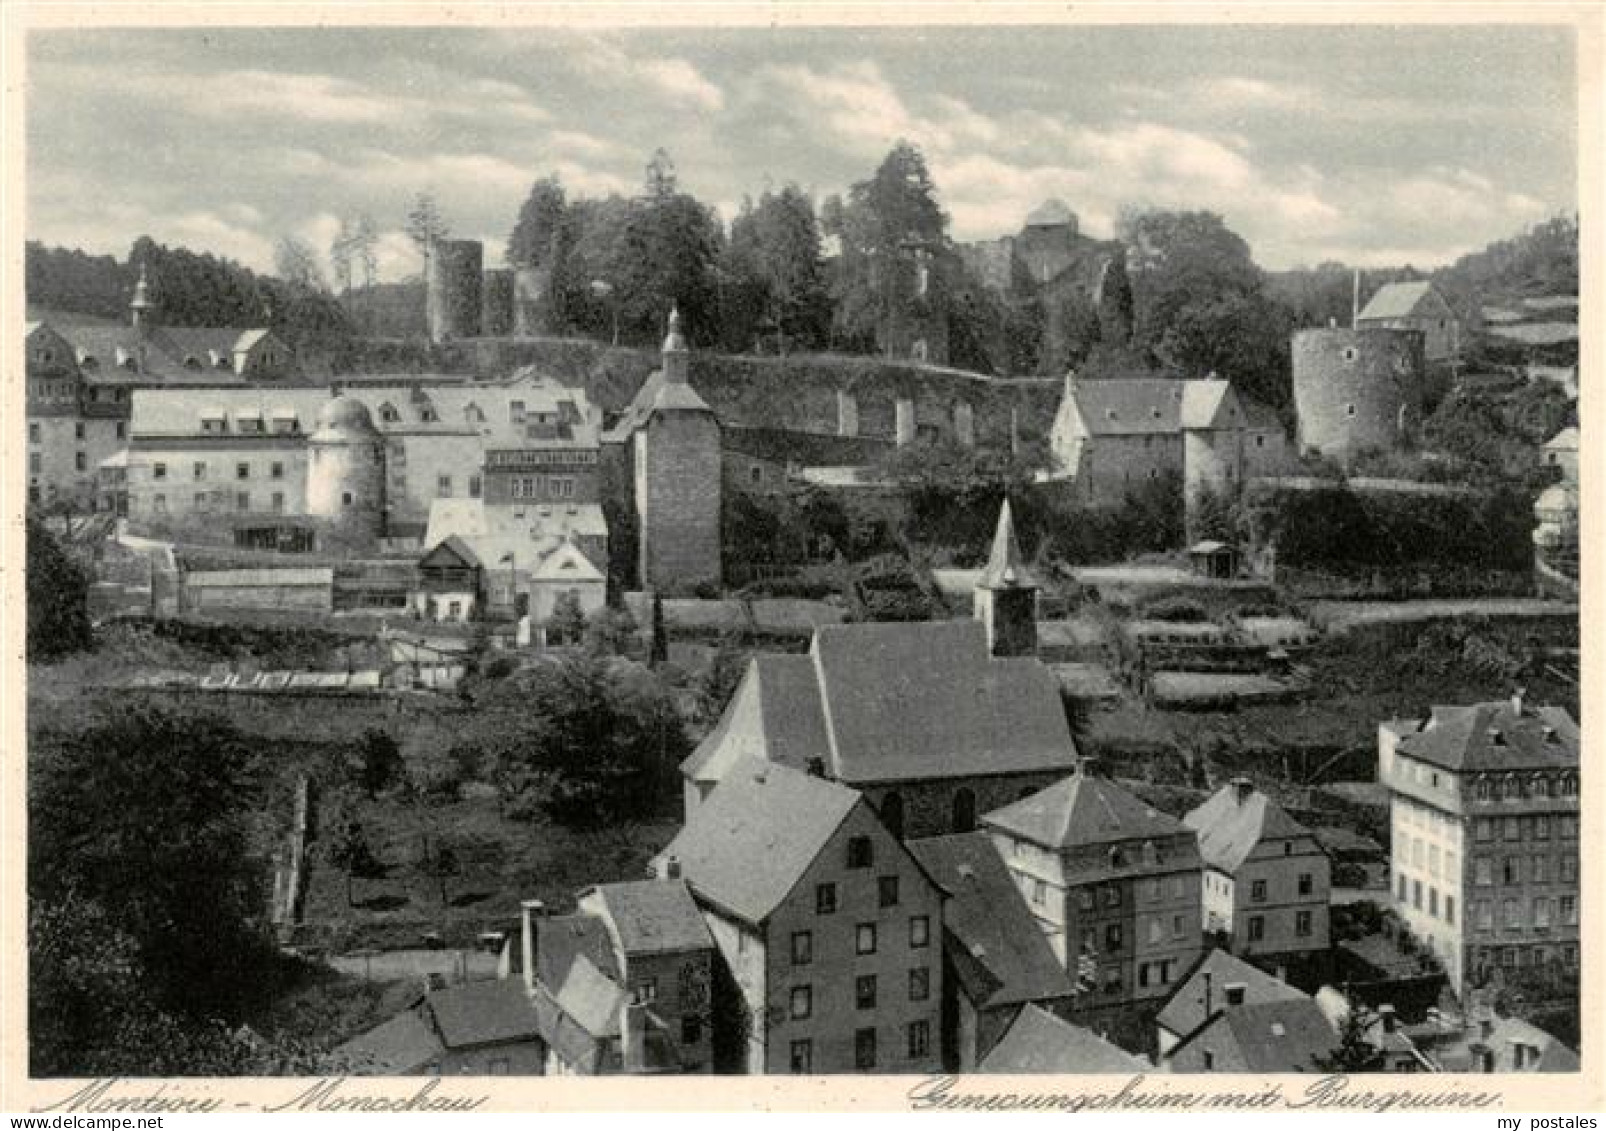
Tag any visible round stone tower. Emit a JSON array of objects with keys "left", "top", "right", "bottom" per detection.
[
  {"left": 425, "top": 238, "right": 484, "bottom": 343},
  {"left": 306, "top": 394, "right": 386, "bottom": 540},
  {"left": 1291, "top": 326, "right": 1424, "bottom": 463}
]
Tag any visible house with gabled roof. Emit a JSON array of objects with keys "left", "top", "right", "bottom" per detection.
[
  {"left": 906, "top": 832, "right": 1077, "bottom": 1070},
  {"left": 1164, "top": 996, "right": 1337, "bottom": 1073},
  {"left": 982, "top": 766, "right": 1204, "bottom": 1054},
  {"left": 652, "top": 762, "right": 945, "bottom": 1075},
  {"left": 1184, "top": 779, "right": 1331, "bottom": 964},
  {"left": 979, "top": 1003, "right": 1149, "bottom": 1073},
  {"left": 1155, "top": 948, "right": 1307, "bottom": 1058},
  {"left": 1356, "top": 280, "right": 1462, "bottom": 363},
  {"left": 679, "top": 617, "right": 1079, "bottom": 841}
]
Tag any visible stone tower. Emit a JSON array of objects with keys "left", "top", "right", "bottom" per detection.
[
  {"left": 973, "top": 499, "right": 1038, "bottom": 657},
  {"left": 425, "top": 238, "right": 484, "bottom": 343},
  {"left": 634, "top": 308, "right": 722, "bottom": 593},
  {"left": 1291, "top": 325, "right": 1424, "bottom": 463},
  {"left": 306, "top": 393, "right": 386, "bottom": 542}
]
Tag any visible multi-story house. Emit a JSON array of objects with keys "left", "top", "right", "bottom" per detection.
[
  {"left": 982, "top": 766, "right": 1203, "bottom": 1053},
  {"left": 653, "top": 762, "right": 945, "bottom": 1075},
  {"left": 1355, "top": 280, "right": 1463, "bottom": 364},
  {"left": 1183, "top": 780, "right": 1331, "bottom": 969},
  {"left": 1379, "top": 693, "right": 1579, "bottom": 997}
]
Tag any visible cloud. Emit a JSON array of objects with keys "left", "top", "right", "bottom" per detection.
[{"left": 568, "top": 35, "right": 725, "bottom": 112}]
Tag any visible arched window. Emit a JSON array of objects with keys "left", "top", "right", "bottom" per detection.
[
  {"left": 951, "top": 788, "right": 976, "bottom": 834},
  {"left": 880, "top": 792, "right": 904, "bottom": 841}
]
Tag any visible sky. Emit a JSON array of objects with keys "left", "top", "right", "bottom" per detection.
[{"left": 25, "top": 23, "right": 1578, "bottom": 282}]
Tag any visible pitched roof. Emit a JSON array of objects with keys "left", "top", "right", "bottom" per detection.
[
  {"left": 979, "top": 1004, "right": 1148, "bottom": 1073},
  {"left": 1156, "top": 949, "right": 1306, "bottom": 1038},
  {"left": 1395, "top": 700, "right": 1578, "bottom": 773},
  {"left": 1215, "top": 998, "right": 1337, "bottom": 1072},
  {"left": 1183, "top": 784, "right": 1318, "bottom": 873},
  {"left": 420, "top": 533, "right": 482, "bottom": 570},
  {"left": 1065, "top": 376, "right": 1280, "bottom": 438},
  {"left": 1486, "top": 1017, "right": 1581, "bottom": 1072},
  {"left": 983, "top": 771, "right": 1186, "bottom": 852},
  {"left": 1545, "top": 426, "right": 1579, "bottom": 452},
  {"left": 536, "top": 913, "right": 620, "bottom": 989},
  {"left": 810, "top": 621, "right": 1076, "bottom": 783},
  {"left": 426, "top": 979, "right": 542, "bottom": 1049},
  {"left": 605, "top": 366, "right": 714, "bottom": 441},
  {"left": 423, "top": 498, "right": 608, "bottom": 577},
  {"left": 331, "top": 1007, "right": 442, "bottom": 1074},
  {"left": 1357, "top": 280, "right": 1439, "bottom": 322},
  {"left": 906, "top": 833, "right": 1074, "bottom": 1010},
  {"left": 977, "top": 500, "right": 1039, "bottom": 590},
  {"left": 583, "top": 879, "right": 714, "bottom": 957},
  {"left": 656, "top": 762, "right": 862, "bottom": 924}
]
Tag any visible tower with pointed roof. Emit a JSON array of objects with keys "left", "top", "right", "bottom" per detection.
[
  {"left": 974, "top": 499, "right": 1038, "bottom": 657},
  {"left": 129, "top": 263, "right": 154, "bottom": 333}
]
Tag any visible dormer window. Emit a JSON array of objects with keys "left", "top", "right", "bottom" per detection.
[
  {"left": 79, "top": 354, "right": 98, "bottom": 370},
  {"left": 183, "top": 355, "right": 201, "bottom": 370},
  {"left": 420, "top": 405, "right": 439, "bottom": 423},
  {"left": 378, "top": 402, "right": 400, "bottom": 424}
]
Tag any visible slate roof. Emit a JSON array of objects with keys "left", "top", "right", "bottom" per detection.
[
  {"left": 1065, "top": 377, "right": 1281, "bottom": 438},
  {"left": 331, "top": 1007, "right": 442, "bottom": 1074},
  {"left": 1212, "top": 998, "right": 1337, "bottom": 1072},
  {"left": 1483, "top": 1017, "right": 1581, "bottom": 1072},
  {"left": 1394, "top": 700, "right": 1578, "bottom": 773},
  {"left": 1357, "top": 280, "right": 1439, "bottom": 322},
  {"left": 423, "top": 499, "right": 608, "bottom": 577},
  {"left": 1183, "top": 784, "right": 1318, "bottom": 873},
  {"left": 983, "top": 771, "right": 1184, "bottom": 851},
  {"left": 604, "top": 365, "right": 715, "bottom": 441},
  {"left": 1156, "top": 949, "right": 1307, "bottom": 1039},
  {"left": 427, "top": 979, "right": 542, "bottom": 1049},
  {"left": 979, "top": 1004, "right": 1149, "bottom": 1073},
  {"left": 584, "top": 879, "right": 714, "bottom": 957},
  {"left": 977, "top": 500, "right": 1038, "bottom": 590},
  {"left": 656, "top": 762, "right": 862, "bottom": 924},
  {"left": 535, "top": 913, "right": 620, "bottom": 990},
  {"left": 906, "top": 833, "right": 1074, "bottom": 1011}
]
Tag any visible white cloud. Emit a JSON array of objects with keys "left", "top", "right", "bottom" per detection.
[{"left": 569, "top": 35, "right": 725, "bottom": 112}]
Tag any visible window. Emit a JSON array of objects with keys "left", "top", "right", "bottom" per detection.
[
  {"left": 28, "top": 423, "right": 39, "bottom": 444},
  {"left": 789, "top": 1040, "right": 812, "bottom": 1074},
  {"left": 815, "top": 883, "right": 836, "bottom": 915},
  {"left": 1104, "top": 923, "right": 1122, "bottom": 950},
  {"left": 191, "top": 461, "right": 207, "bottom": 481},
  {"left": 469, "top": 475, "right": 482, "bottom": 499},
  {"left": 1561, "top": 856, "right": 1577, "bottom": 883},
  {"left": 1446, "top": 896, "right": 1456, "bottom": 926},
  {"left": 1397, "top": 873, "right": 1408, "bottom": 900},
  {"left": 271, "top": 462, "right": 284, "bottom": 480},
  {"left": 854, "top": 1028, "right": 877, "bottom": 1070},
  {"left": 907, "top": 1020, "right": 930, "bottom": 1060},
  {"left": 1503, "top": 899, "right": 1520, "bottom": 929},
  {"left": 632, "top": 978, "right": 657, "bottom": 1004},
  {"left": 1560, "top": 815, "right": 1578, "bottom": 839},
  {"left": 1429, "top": 888, "right": 1438, "bottom": 916},
  {"left": 856, "top": 924, "right": 877, "bottom": 955},
  {"left": 909, "top": 916, "right": 929, "bottom": 949},
  {"left": 437, "top": 474, "right": 453, "bottom": 498},
  {"left": 1504, "top": 817, "right": 1522, "bottom": 842},
  {"left": 1248, "top": 916, "right": 1265, "bottom": 942},
  {"left": 1532, "top": 856, "right": 1548, "bottom": 884},
  {"left": 1345, "top": 403, "right": 1357, "bottom": 417},
  {"left": 878, "top": 875, "right": 900, "bottom": 908},
  {"left": 153, "top": 462, "right": 168, "bottom": 480},
  {"left": 235, "top": 462, "right": 250, "bottom": 481},
  {"left": 855, "top": 974, "right": 877, "bottom": 1010},
  {"left": 152, "top": 494, "right": 166, "bottom": 514},
  {"left": 236, "top": 491, "right": 250, "bottom": 512},
  {"left": 74, "top": 451, "right": 86, "bottom": 472},
  {"left": 1145, "top": 879, "right": 1160, "bottom": 903},
  {"left": 1078, "top": 888, "right": 1095, "bottom": 911},
  {"left": 342, "top": 491, "right": 353, "bottom": 507},
  {"left": 194, "top": 492, "right": 208, "bottom": 511},
  {"left": 1503, "top": 857, "right": 1520, "bottom": 885},
  {"left": 1475, "top": 858, "right": 1492, "bottom": 886},
  {"left": 1298, "top": 872, "right": 1313, "bottom": 896},
  {"left": 1534, "top": 898, "right": 1552, "bottom": 930},
  {"left": 791, "top": 931, "right": 812, "bottom": 966},
  {"left": 74, "top": 422, "right": 85, "bottom": 440},
  {"left": 271, "top": 492, "right": 285, "bottom": 513},
  {"left": 1296, "top": 909, "right": 1313, "bottom": 937},
  {"left": 847, "top": 836, "right": 873, "bottom": 869},
  {"left": 1173, "top": 914, "right": 1186, "bottom": 939},
  {"left": 789, "top": 985, "right": 812, "bottom": 1020},
  {"left": 1102, "top": 885, "right": 1120, "bottom": 908},
  {"left": 909, "top": 967, "right": 929, "bottom": 1002},
  {"left": 1412, "top": 879, "right": 1422, "bottom": 910},
  {"left": 1250, "top": 879, "right": 1268, "bottom": 903},
  {"left": 1475, "top": 818, "right": 1494, "bottom": 842},
  {"left": 379, "top": 402, "right": 399, "bottom": 423},
  {"left": 29, "top": 452, "right": 40, "bottom": 474},
  {"left": 1560, "top": 896, "right": 1577, "bottom": 925},
  {"left": 681, "top": 1016, "right": 702, "bottom": 1046},
  {"left": 1534, "top": 815, "right": 1550, "bottom": 840},
  {"left": 1476, "top": 900, "right": 1493, "bottom": 931},
  {"left": 1171, "top": 876, "right": 1185, "bottom": 899}
]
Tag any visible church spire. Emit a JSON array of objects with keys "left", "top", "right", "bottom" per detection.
[
  {"left": 661, "top": 305, "right": 689, "bottom": 383},
  {"left": 130, "top": 261, "right": 154, "bottom": 331},
  {"left": 978, "top": 498, "right": 1036, "bottom": 591}
]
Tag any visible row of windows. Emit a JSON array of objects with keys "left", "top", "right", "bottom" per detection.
[
  {"left": 1398, "top": 834, "right": 1458, "bottom": 880},
  {"left": 507, "top": 476, "right": 576, "bottom": 499},
  {"left": 1473, "top": 770, "right": 1577, "bottom": 802},
  {"left": 1474, "top": 815, "right": 1578, "bottom": 842},
  {"left": 200, "top": 417, "right": 298, "bottom": 436},
  {"left": 788, "top": 968, "right": 930, "bottom": 1020},
  {"left": 28, "top": 422, "right": 127, "bottom": 445},
  {"left": 1243, "top": 909, "right": 1316, "bottom": 942},
  {"left": 1471, "top": 944, "right": 1578, "bottom": 974},
  {"left": 152, "top": 461, "right": 286, "bottom": 482},
  {"left": 1136, "top": 959, "right": 1178, "bottom": 988},
  {"left": 489, "top": 449, "right": 597, "bottom": 467},
  {"left": 436, "top": 474, "right": 483, "bottom": 499},
  {"left": 1472, "top": 896, "right": 1577, "bottom": 932},
  {"left": 149, "top": 492, "right": 288, "bottom": 514},
  {"left": 1472, "top": 854, "right": 1577, "bottom": 887},
  {"left": 787, "top": 1022, "right": 929, "bottom": 1073},
  {"left": 30, "top": 452, "right": 95, "bottom": 474},
  {"left": 1247, "top": 873, "right": 1316, "bottom": 903},
  {"left": 1065, "top": 874, "right": 1189, "bottom": 913},
  {"left": 1398, "top": 875, "right": 1457, "bottom": 926}
]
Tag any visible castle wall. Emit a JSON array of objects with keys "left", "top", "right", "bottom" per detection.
[
  {"left": 426, "top": 239, "right": 484, "bottom": 344},
  {"left": 1291, "top": 327, "right": 1424, "bottom": 463},
  {"left": 482, "top": 268, "right": 516, "bottom": 337}
]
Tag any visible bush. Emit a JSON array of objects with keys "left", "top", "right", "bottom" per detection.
[{"left": 1141, "top": 598, "right": 1211, "bottom": 623}]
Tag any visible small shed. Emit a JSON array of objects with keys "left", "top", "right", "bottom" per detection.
[{"left": 1187, "top": 540, "right": 1239, "bottom": 580}]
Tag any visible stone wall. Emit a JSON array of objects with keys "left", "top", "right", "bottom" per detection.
[
  {"left": 1292, "top": 327, "right": 1424, "bottom": 462},
  {"left": 636, "top": 412, "right": 722, "bottom": 593}
]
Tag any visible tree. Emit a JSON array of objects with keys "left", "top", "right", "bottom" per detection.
[
  {"left": 1312, "top": 993, "right": 1381, "bottom": 1072},
  {"left": 507, "top": 176, "right": 569, "bottom": 269},
  {"left": 725, "top": 185, "right": 831, "bottom": 352},
  {"left": 347, "top": 728, "right": 403, "bottom": 798},
  {"left": 583, "top": 605, "right": 640, "bottom": 657},
  {"left": 29, "top": 704, "right": 272, "bottom": 1023},
  {"left": 327, "top": 813, "right": 381, "bottom": 907},
  {"left": 274, "top": 236, "right": 325, "bottom": 291},
  {"left": 825, "top": 141, "right": 949, "bottom": 356},
  {"left": 405, "top": 193, "right": 450, "bottom": 259},
  {"left": 1097, "top": 248, "right": 1135, "bottom": 346},
  {"left": 26, "top": 516, "right": 93, "bottom": 662},
  {"left": 548, "top": 590, "right": 587, "bottom": 645}
]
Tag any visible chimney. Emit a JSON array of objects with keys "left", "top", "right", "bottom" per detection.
[
  {"left": 666, "top": 855, "right": 682, "bottom": 880},
  {"left": 1231, "top": 777, "right": 1253, "bottom": 805},
  {"left": 520, "top": 898, "right": 546, "bottom": 995},
  {"left": 620, "top": 999, "right": 648, "bottom": 1073},
  {"left": 1203, "top": 971, "right": 1214, "bottom": 1016},
  {"left": 1351, "top": 268, "right": 1361, "bottom": 329},
  {"left": 1379, "top": 1004, "right": 1397, "bottom": 1033},
  {"left": 1224, "top": 982, "right": 1247, "bottom": 1007},
  {"left": 1510, "top": 687, "right": 1526, "bottom": 717}
]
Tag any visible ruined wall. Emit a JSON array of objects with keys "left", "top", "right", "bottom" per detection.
[{"left": 425, "top": 239, "right": 484, "bottom": 344}]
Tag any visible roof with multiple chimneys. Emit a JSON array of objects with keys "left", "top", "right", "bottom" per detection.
[{"left": 1395, "top": 698, "right": 1578, "bottom": 773}]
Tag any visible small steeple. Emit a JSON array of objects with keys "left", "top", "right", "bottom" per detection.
[
  {"left": 978, "top": 499, "right": 1036, "bottom": 591},
  {"left": 130, "top": 262, "right": 154, "bottom": 330},
  {"left": 661, "top": 305, "right": 689, "bottom": 384}
]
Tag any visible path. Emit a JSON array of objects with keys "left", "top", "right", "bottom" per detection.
[{"left": 1310, "top": 598, "right": 1576, "bottom": 634}]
